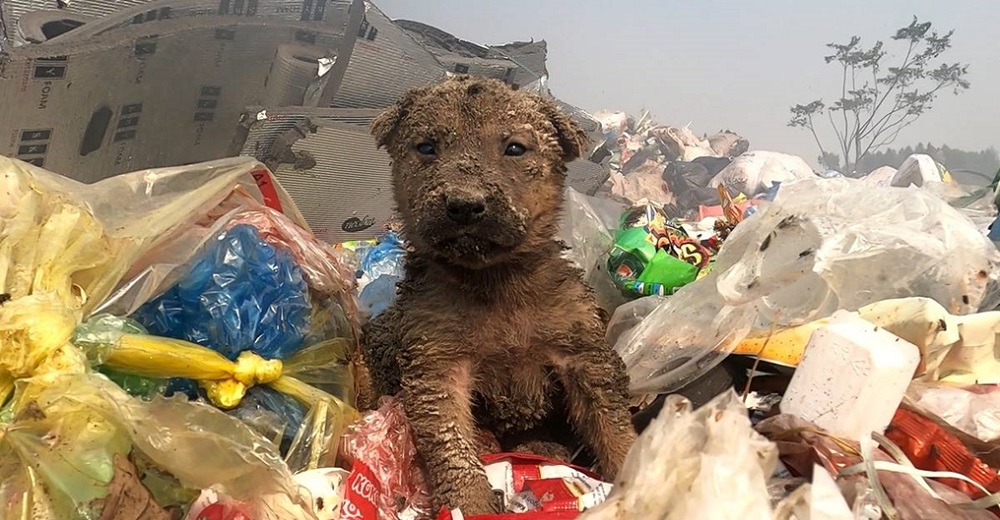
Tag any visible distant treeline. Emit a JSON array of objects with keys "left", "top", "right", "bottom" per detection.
[{"left": 822, "top": 145, "right": 1000, "bottom": 179}]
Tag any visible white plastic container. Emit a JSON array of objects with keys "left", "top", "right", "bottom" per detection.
[{"left": 780, "top": 310, "right": 921, "bottom": 443}]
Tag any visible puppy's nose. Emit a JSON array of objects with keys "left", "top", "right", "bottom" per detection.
[{"left": 445, "top": 193, "right": 487, "bottom": 224}]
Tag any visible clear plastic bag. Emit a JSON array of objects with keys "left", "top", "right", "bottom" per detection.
[
  {"left": 580, "top": 391, "right": 778, "bottom": 520},
  {"left": 605, "top": 296, "right": 664, "bottom": 348},
  {"left": 559, "top": 187, "right": 629, "bottom": 313},
  {"left": 0, "top": 156, "right": 342, "bottom": 519},
  {"left": 0, "top": 156, "right": 306, "bottom": 400},
  {"left": 616, "top": 177, "right": 1000, "bottom": 394},
  {"left": 121, "top": 220, "right": 358, "bottom": 446},
  {"left": 2, "top": 156, "right": 304, "bottom": 315}
]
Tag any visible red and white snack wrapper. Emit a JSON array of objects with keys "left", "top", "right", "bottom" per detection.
[
  {"left": 341, "top": 461, "right": 382, "bottom": 520},
  {"left": 340, "top": 397, "right": 434, "bottom": 519},
  {"left": 340, "top": 399, "right": 612, "bottom": 520},
  {"left": 435, "top": 454, "right": 613, "bottom": 520},
  {"left": 340, "top": 451, "right": 614, "bottom": 520}
]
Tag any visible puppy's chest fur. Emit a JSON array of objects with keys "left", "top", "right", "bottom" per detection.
[
  {"left": 465, "top": 307, "right": 560, "bottom": 435},
  {"left": 401, "top": 253, "right": 600, "bottom": 435}
]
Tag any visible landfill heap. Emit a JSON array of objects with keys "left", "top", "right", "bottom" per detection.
[
  {"left": 6, "top": 0, "right": 1000, "bottom": 518},
  {"left": 3, "top": 113, "right": 1000, "bottom": 519}
]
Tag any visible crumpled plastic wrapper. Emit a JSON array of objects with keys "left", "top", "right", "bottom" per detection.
[
  {"left": 906, "top": 383, "right": 1000, "bottom": 443},
  {"left": 228, "top": 206, "right": 359, "bottom": 345},
  {"left": 228, "top": 206, "right": 356, "bottom": 305},
  {"left": 615, "top": 177, "right": 1000, "bottom": 394},
  {"left": 340, "top": 396, "right": 432, "bottom": 519},
  {"left": 580, "top": 391, "right": 777, "bottom": 520}
]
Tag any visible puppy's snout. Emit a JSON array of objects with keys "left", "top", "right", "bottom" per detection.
[{"left": 445, "top": 191, "right": 487, "bottom": 225}]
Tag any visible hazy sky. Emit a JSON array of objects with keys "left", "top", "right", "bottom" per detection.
[{"left": 377, "top": 0, "right": 998, "bottom": 166}]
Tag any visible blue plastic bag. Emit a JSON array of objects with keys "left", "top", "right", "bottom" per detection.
[
  {"left": 356, "top": 231, "right": 406, "bottom": 320},
  {"left": 358, "top": 231, "right": 405, "bottom": 282},
  {"left": 133, "top": 224, "right": 312, "bottom": 361},
  {"left": 359, "top": 274, "right": 400, "bottom": 319},
  {"left": 131, "top": 224, "right": 314, "bottom": 450}
]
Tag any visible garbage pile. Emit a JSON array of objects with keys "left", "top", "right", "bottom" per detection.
[
  {"left": 589, "top": 110, "right": 816, "bottom": 221},
  {"left": 0, "top": 155, "right": 363, "bottom": 519},
  {"left": 500, "top": 105, "right": 1000, "bottom": 517},
  {"left": 5, "top": 92, "right": 1000, "bottom": 520}
]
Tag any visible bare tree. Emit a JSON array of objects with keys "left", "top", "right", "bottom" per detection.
[{"left": 789, "top": 17, "right": 970, "bottom": 175}]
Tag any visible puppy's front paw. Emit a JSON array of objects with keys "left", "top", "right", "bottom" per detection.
[
  {"left": 509, "top": 439, "right": 572, "bottom": 463},
  {"left": 598, "top": 425, "right": 637, "bottom": 479},
  {"left": 438, "top": 471, "right": 501, "bottom": 516}
]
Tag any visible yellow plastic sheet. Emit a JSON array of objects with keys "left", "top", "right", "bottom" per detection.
[
  {"left": 0, "top": 373, "right": 314, "bottom": 519},
  {"left": 731, "top": 297, "right": 969, "bottom": 375}
]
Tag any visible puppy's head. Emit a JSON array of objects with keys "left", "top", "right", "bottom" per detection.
[{"left": 372, "top": 76, "right": 589, "bottom": 270}]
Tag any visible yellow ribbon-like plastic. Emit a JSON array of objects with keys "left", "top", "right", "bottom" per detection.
[{"left": 102, "top": 333, "right": 354, "bottom": 415}]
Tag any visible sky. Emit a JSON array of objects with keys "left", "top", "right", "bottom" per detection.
[{"left": 376, "top": 0, "right": 999, "bottom": 166}]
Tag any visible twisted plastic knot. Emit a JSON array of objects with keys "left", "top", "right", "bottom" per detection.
[
  {"left": 232, "top": 351, "right": 283, "bottom": 387},
  {"left": 203, "top": 351, "right": 283, "bottom": 410}
]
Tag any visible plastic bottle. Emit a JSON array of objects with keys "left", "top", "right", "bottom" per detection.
[{"left": 779, "top": 310, "right": 921, "bottom": 443}]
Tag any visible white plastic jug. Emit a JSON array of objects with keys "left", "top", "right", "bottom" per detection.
[{"left": 780, "top": 310, "right": 921, "bottom": 443}]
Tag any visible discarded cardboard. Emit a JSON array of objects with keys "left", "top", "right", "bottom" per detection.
[
  {"left": 0, "top": 17, "right": 347, "bottom": 181},
  {"left": 0, "top": 0, "right": 448, "bottom": 183},
  {"left": 2, "top": 0, "right": 610, "bottom": 247}
]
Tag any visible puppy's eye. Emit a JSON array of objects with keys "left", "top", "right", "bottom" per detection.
[
  {"left": 504, "top": 142, "right": 527, "bottom": 157},
  {"left": 416, "top": 142, "right": 437, "bottom": 156}
]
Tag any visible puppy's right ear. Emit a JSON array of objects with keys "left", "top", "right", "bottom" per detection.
[{"left": 371, "top": 101, "right": 403, "bottom": 149}]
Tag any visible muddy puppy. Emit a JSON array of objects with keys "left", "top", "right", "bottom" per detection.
[{"left": 365, "top": 76, "right": 637, "bottom": 515}]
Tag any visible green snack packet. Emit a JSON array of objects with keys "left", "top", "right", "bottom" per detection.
[{"left": 608, "top": 204, "right": 712, "bottom": 297}]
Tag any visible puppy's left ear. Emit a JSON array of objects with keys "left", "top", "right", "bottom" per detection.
[
  {"left": 373, "top": 87, "right": 425, "bottom": 149},
  {"left": 539, "top": 99, "right": 590, "bottom": 163},
  {"left": 371, "top": 100, "right": 405, "bottom": 149}
]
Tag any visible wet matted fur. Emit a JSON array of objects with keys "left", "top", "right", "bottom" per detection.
[{"left": 361, "top": 76, "right": 637, "bottom": 515}]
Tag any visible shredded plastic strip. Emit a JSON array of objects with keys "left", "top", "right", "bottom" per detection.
[
  {"left": 871, "top": 431, "right": 941, "bottom": 500},
  {"left": 956, "top": 492, "right": 1000, "bottom": 511},
  {"left": 859, "top": 437, "right": 899, "bottom": 519},
  {"left": 839, "top": 458, "right": 1000, "bottom": 513}
]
